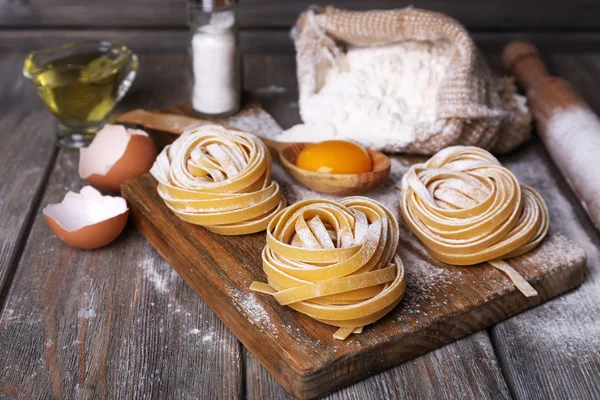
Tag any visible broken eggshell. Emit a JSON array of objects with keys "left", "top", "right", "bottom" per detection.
[
  {"left": 43, "top": 186, "right": 129, "bottom": 249},
  {"left": 79, "top": 124, "right": 158, "bottom": 192}
]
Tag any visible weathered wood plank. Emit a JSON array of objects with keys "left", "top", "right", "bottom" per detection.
[
  {"left": 550, "top": 53, "right": 600, "bottom": 113},
  {"left": 0, "top": 30, "right": 295, "bottom": 54},
  {"left": 237, "top": 0, "right": 600, "bottom": 30},
  {"left": 1, "top": 0, "right": 600, "bottom": 30},
  {"left": 246, "top": 331, "right": 512, "bottom": 400},
  {"left": 5, "top": 29, "right": 600, "bottom": 55},
  {"left": 0, "top": 53, "right": 243, "bottom": 399},
  {"left": 490, "top": 53, "right": 600, "bottom": 400},
  {"left": 0, "top": 53, "right": 57, "bottom": 307}
]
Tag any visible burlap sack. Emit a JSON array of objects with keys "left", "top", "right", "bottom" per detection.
[{"left": 291, "top": 6, "right": 531, "bottom": 155}]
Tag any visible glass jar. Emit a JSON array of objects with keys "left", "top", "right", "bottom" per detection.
[{"left": 187, "top": 0, "right": 241, "bottom": 118}]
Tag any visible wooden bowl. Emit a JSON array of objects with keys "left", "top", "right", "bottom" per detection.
[{"left": 278, "top": 142, "right": 391, "bottom": 195}]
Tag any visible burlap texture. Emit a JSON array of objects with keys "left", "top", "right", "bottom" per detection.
[{"left": 293, "top": 6, "right": 531, "bottom": 154}]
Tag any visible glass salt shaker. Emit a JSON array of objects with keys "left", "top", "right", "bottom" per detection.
[{"left": 187, "top": 0, "right": 241, "bottom": 117}]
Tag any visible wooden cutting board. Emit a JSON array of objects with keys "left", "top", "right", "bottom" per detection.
[{"left": 120, "top": 102, "right": 586, "bottom": 400}]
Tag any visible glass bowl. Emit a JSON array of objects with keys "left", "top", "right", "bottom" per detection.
[{"left": 23, "top": 40, "right": 138, "bottom": 148}]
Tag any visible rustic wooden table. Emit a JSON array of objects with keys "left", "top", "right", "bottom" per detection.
[{"left": 1, "top": 32, "right": 600, "bottom": 399}]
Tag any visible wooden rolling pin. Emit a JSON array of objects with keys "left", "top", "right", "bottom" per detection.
[{"left": 503, "top": 41, "right": 600, "bottom": 230}]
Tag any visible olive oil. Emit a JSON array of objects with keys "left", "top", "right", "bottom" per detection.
[
  {"left": 23, "top": 51, "right": 129, "bottom": 129},
  {"left": 23, "top": 41, "right": 137, "bottom": 147}
]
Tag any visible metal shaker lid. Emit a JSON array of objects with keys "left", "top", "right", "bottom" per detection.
[{"left": 188, "top": 0, "right": 237, "bottom": 10}]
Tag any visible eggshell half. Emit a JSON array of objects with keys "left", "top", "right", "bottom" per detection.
[
  {"left": 43, "top": 186, "right": 129, "bottom": 249},
  {"left": 79, "top": 124, "right": 158, "bottom": 192}
]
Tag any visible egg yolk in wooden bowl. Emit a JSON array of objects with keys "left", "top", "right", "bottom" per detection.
[{"left": 295, "top": 140, "right": 373, "bottom": 174}]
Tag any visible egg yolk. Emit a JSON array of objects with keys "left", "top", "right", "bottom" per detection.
[{"left": 296, "top": 140, "right": 372, "bottom": 174}]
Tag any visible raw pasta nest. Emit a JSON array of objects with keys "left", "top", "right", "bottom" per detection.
[
  {"left": 251, "top": 196, "right": 406, "bottom": 340},
  {"left": 400, "top": 145, "right": 549, "bottom": 296},
  {"left": 150, "top": 125, "right": 286, "bottom": 235}
]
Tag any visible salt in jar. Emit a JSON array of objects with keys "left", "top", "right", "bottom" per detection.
[{"left": 187, "top": 0, "right": 241, "bottom": 117}]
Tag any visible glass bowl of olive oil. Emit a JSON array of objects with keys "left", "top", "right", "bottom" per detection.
[{"left": 23, "top": 41, "right": 138, "bottom": 148}]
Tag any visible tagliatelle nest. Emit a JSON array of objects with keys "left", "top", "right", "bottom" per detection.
[
  {"left": 251, "top": 196, "right": 406, "bottom": 340},
  {"left": 401, "top": 146, "right": 549, "bottom": 296},
  {"left": 150, "top": 125, "right": 286, "bottom": 235}
]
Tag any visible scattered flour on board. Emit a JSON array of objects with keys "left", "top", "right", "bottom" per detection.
[
  {"left": 404, "top": 251, "right": 452, "bottom": 289},
  {"left": 225, "top": 107, "right": 282, "bottom": 139},
  {"left": 77, "top": 286, "right": 97, "bottom": 319},
  {"left": 501, "top": 152, "right": 600, "bottom": 360},
  {"left": 231, "top": 289, "right": 277, "bottom": 334},
  {"left": 189, "top": 328, "right": 201, "bottom": 335},
  {"left": 394, "top": 250, "right": 455, "bottom": 322},
  {"left": 0, "top": 296, "right": 42, "bottom": 329}
]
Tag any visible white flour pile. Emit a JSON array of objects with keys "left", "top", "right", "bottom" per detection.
[{"left": 278, "top": 41, "right": 455, "bottom": 151}]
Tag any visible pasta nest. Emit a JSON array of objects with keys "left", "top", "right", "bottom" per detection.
[
  {"left": 150, "top": 125, "right": 286, "bottom": 235},
  {"left": 401, "top": 146, "right": 549, "bottom": 296},
  {"left": 251, "top": 197, "right": 406, "bottom": 340}
]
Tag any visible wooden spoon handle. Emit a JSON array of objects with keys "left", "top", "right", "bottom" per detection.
[
  {"left": 117, "top": 108, "right": 296, "bottom": 161},
  {"left": 117, "top": 109, "right": 204, "bottom": 135}
]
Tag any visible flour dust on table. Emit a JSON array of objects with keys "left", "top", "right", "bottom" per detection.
[
  {"left": 497, "top": 146, "right": 600, "bottom": 362},
  {"left": 225, "top": 106, "right": 283, "bottom": 139}
]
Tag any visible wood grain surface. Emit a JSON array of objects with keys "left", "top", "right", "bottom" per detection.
[
  {"left": 245, "top": 331, "right": 512, "bottom": 400},
  {"left": 0, "top": 150, "right": 243, "bottom": 399},
  {"left": 5, "top": 29, "right": 600, "bottom": 56},
  {"left": 0, "top": 47, "right": 599, "bottom": 400},
  {"left": 2, "top": 0, "right": 600, "bottom": 30},
  {"left": 0, "top": 53, "right": 57, "bottom": 306}
]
